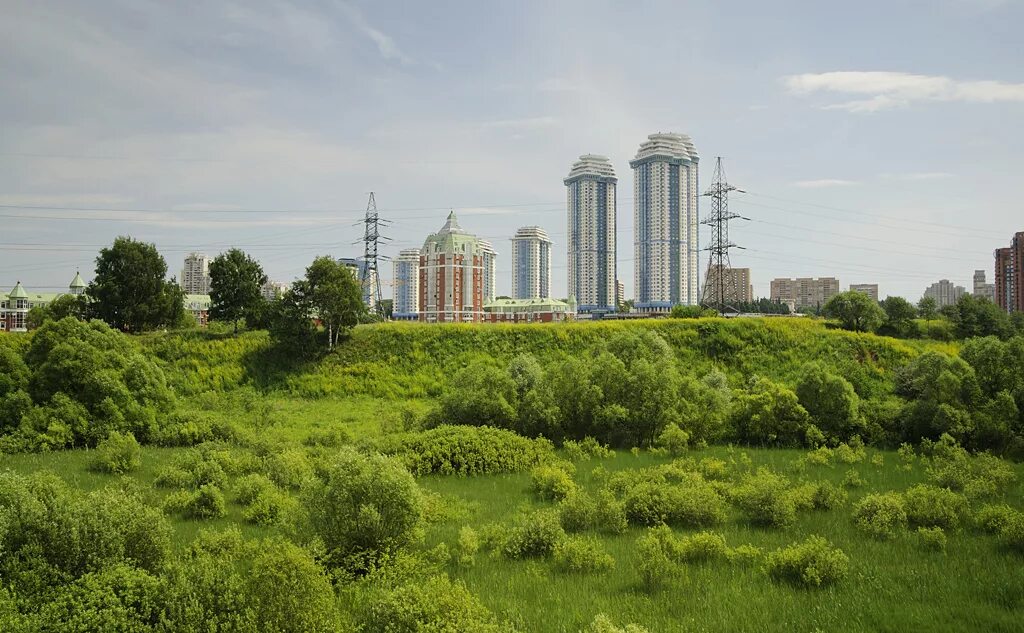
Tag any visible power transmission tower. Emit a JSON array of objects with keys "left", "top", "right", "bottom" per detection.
[
  {"left": 700, "top": 157, "right": 746, "bottom": 315},
  {"left": 360, "top": 192, "right": 389, "bottom": 320}
]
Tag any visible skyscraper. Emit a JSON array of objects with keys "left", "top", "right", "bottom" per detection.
[
  {"left": 393, "top": 248, "right": 420, "bottom": 320},
  {"left": 418, "top": 211, "right": 486, "bottom": 323},
  {"left": 565, "top": 154, "right": 616, "bottom": 314},
  {"left": 973, "top": 270, "right": 995, "bottom": 303},
  {"left": 995, "top": 231, "right": 1023, "bottom": 313},
  {"left": 339, "top": 257, "right": 379, "bottom": 310},
  {"left": 630, "top": 133, "right": 699, "bottom": 312},
  {"left": 180, "top": 252, "right": 211, "bottom": 294},
  {"left": 511, "top": 226, "right": 552, "bottom": 300},
  {"left": 705, "top": 266, "right": 754, "bottom": 304},
  {"left": 849, "top": 284, "right": 879, "bottom": 302},
  {"left": 923, "top": 279, "right": 966, "bottom": 307},
  {"left": 479, "top": 240, "right": 497, "bottom": 303}
]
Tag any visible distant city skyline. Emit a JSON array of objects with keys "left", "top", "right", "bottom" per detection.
[{"left": 2, "top": 1, "right": 1022, "bottom": 302}]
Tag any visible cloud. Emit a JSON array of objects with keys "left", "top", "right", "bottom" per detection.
[
  {"left": 792, "top": 179, "right": 860, "bottom": 188},
  {"left": 783, "top": 71, "right": 1024, "bottom": 112},
  {"left": 338, "top": 1, "right": 416, "bottom": 66},
  {"left": 883, "top": 172, "right": 954, "bottom": 181}
]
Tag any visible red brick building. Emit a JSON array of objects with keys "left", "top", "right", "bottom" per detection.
[
  {"left": 995, "top": 231, "right": 1024, "bottom": 313},
  {"left": 418, "top": 212, "right": 485, "bottom": 323}
]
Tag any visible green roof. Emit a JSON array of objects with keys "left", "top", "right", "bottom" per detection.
[
  {"left": 70, "top": 271, "right": 86, "bottom": 288},
  {"left": 8, "top": 282, "right": 28, "bottom": 299},
  {"left": 484, "top": 297, "right": 571, "bottom": 310}
]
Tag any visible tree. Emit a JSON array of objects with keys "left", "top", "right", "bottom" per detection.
[
  {"left": 917, "top": 296, "right": 939, "bottom": 320},
  {"left": 942, "top": 294, "right": 1012, "bottom": 340},
  {"left": 281, "top": 256, "right": 365, "bottom": 350},
  {"left": 879, "top": 296, "right": 918, "bottom": 337},
  {"left": 795, "top": 361, "right": 863, "bottom": 441},
  {"left": 823, "top": 291, "right": 885, "bottom": 333},
  {"left": 730, "top": 378, "right": 810, "bottom": 446},
  {"left": 87, "top": 237, "right": 186, "bottom": 332},
  {"left": 209, "top": 248, "right": 267, "bottom": 333},
  {"left": 26, "top": 294, "right": 89, "bottom": 329},
  {"left": 618, "top": 299, "right": 634, "bottom": 314}
]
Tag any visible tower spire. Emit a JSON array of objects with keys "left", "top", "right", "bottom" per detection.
[{"left": 700, "top": 157, "right": 745, "bottom": 315}]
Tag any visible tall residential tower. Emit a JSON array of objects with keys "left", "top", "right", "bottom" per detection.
[
  {"left": 180, "top": 252, "right": 211, "bottom": 295},
  {"left": 418, "top": 211, "right": 487, "bottom": 323},
  {"left": 393, "top": 248, "right": 421, "bottom": 320},
  {"left": 630, "top": 133, "right": 699, "bottom": 312},
  {"left": 564, "top": 154, "right": 616, "bottom": 314},
  {"left": 511, "top": 226, "right": 552, "bottom": 299}
]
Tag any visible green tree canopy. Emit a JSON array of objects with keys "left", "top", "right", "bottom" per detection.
[
  {"left": 942, "top": 294, "right": 1013, "bottom": 340},
  {"left": 879, "top": 296, "right": 918, "bottom": 337},
  {"left": 209, "top": 248, "right": 268, "bottom": 332},
  {"left": 917, "top": 296, "right": 939, "bottom": 320},
  {"left": 87, "top": 237, "right": 187, "bottom": 332},
  {"left": 823, "top": 291, "right": 885, "bottom": 332},
  {"left": 274, "top": 256, "right": 365, "bottom": 350}
]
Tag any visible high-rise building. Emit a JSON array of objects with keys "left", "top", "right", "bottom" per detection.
[
  {"left": 616, "top": 279, "right": 625, "bottom": 309},
  {"left": 180, "top": 252, "right": 211, "bottom": 294},
  {"left": 479, "top": 240, "right": 497, "bottom": 303},
  {"left": 849, "top": 284, "right": 879, "bottom": 302},
  {"left": 260, "top": 280, "right": 289, "bottom": 301},
  {"left": 995, "top": 231, "right": 1024, "bottom": 313},
  {"left": 630, "top": 133, "right": 699, "bottom": 312},
  {"left": 972, "top": 270, "right": 995, "bottom": 303},
  {"left": 418, "top": 211, "right": 486, "bottom": 323},
  {"left": 392, "top": 248, "right": 420, "bottom": 321},
  {"left": 703, "top": 266, "right": 753, "bottom": 305},
  {"left": 339, "top": 257, "right": 379, "bottom": 310},
  {"left": 923, "top": 279, "right": 966, "bottom": 307},
  {"left": 770, "top": 277, "right": 840, "bottom": 310},
  {"left": 565, "top": 154, "right": 617, "bottom": 313},
  {"left": 510, "top": 226, "right": 552, "bottom": 300}
]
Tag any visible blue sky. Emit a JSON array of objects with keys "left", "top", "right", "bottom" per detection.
[{"left": 2, "top": 0, "right": 1022, "bottom": 301}]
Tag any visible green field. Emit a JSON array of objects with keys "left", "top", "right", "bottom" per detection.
[{"left": 2, "top": 318, "right": 1023, "bottom": 632}]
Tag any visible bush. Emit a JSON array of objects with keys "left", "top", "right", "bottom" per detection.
[
  {"left": 655, "top": 422, "right": 690, "bottom": 456},
  {"left": 263, "top": 448, "right": 314, "bottom": 490},
  {"left": 975, "top": 504, "right": 1019, "bottom": 534},
  {"left": 635, "top": 526, "right": 682, "bottom": 592},
  {"left": 502, "top": 509, "right": 566, "bottom": 559},
  {"left": 456, "top": 526, "right": 480, "bottom": 567},
  {"left": 35, "top": 564, "right": 165, "bottom": 632},
  {"left": 373, "top": 425, "right": 553, "bottom": 476},
  {"left": 188, "top": 484, "right": 228, "bottom": 519},
  {"left": 559, "top": 489, "right": 628, "bottom": 535},
  {"left": 583, "top": 614, "right": 651, "bottom": 633},
  {"left": 674, "top": 530, "right": 729, "bottom": 563},
  {"left": 731, "top": 469, "right": 797, "bottom": 528},
  {"left": 764, "top": 535, "right": 849, "bottom": 588},
  {"left": 804, "top": 446, "right": 833, "bottom": 467},
  {"left": 812, "top": 482, "right": 848, "bottom": 511},
  {"left": 622, "top": 479, "right": 726, "bottom": 528},
  {"left": 246, "top": 539, "right": 339, "bottom": 633},
  {"left": 360, "top": 575, "right": 504, "bottom": 633},
  {"left": 916, "top": 526, "right": 947, "bottom": 552},
  {"left": 999, "top": 513, "right": 1024, "bottom": 552},
  {"left": 795, "top": 362, "right": 862, "bottom": 441},
  {"left": 843, "top": 469, "right": 866, "bottom": 488},
  {"left": 730, "top": 378, "right": 810, "bottom": 447},
  {"left": 233, "top": 473, "right": 276, "bottom": 505},
  {"left": 853, "top": 493, "right": 907, "bottom": 540},
  {"left": 530, "top": 463, "right": 578, "bottom": 501},
  {"left": 242, "top": 488, "right": 296, "bottom": 526},
  {"left": 552, "top": 535, "right": 615, "bottom": 573},
  {"left": 89, "top": 431, "right": 142, "bottom": 474},
  {"left": 903, "top": 484, "right": 968, "bottom": 530}
]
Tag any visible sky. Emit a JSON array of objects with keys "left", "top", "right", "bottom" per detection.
[{"left": 2, "top": 0, "right": 1023, "bottom": 302}]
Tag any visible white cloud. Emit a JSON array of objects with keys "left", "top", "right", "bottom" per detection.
[
  {"left": 338, "top": 1, "right": 416, "bottom": 66},
  {"left": 784, "top": 71, "right": 1024, "bottom": 112},
  {"left": 792, "top": 179, "right": 859, "bottom": 188}
]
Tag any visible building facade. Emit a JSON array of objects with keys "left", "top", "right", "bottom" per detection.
[
  {"left": 479, "top": 240, "right": 497, "bottom": 304},
  {"left": 418, "top": 212, "right": 486, "bottom": 323},
  {"left": 260, "top": 280, "right": 290, "bottom": 301},
  {"left": 995, "top": 231, "right": 1024, "bottom": 313},
  {"left": 616, "top": 279, "right": 625, "bottom": 309},
  {"left": 770, "top": 277, "right": 840, "bottom": 310},
  {"left": 565, "top": 154, "right": 617, "bottom": 314},
  {"left": 849, "top": 284, "right": 879, "bottom": 302},
  {"left": 180, "top": 252, "right": 211, "bottom": 295},
  {"left": 630, "top": 133, "right": 699, "bottom": 312},
  {"left": 923, "top": 279, "right": 966, "bottom": 307},
  {"left": 703, "top": 265, "right": 753, "bottom": 305},
  {"left": 972, "top": 270, "right": 996, "bottom": 303},
  {"left": 510, "top": 226, "right": 552, "bottom": 300},
  {"left": 483, "top": 297, "right": 576, "bottom": 323},
  {"left": 339, "top": 257, "right": 380, "bottom": 310},
  {"left": 1, "top": 274, "right": 87, "bottom": 332},
  {"left": 392, "top": 248, "right": 421, "bottom": 321}
]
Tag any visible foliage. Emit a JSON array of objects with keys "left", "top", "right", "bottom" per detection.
[
  {"left": 795, "top": 362, "right": 863, "bottom": 442},
  {"left": 975, "top": 504, "right": 1019, "bottom": 534},
  {"left": 853, "top": 493, "right": 907, "bottom": 540},
  {"left": 823, "top": 291, "right": 886, "bottom": 333},
  {"left": 917, "top": 296, "right": 939, "bottom": 320},
  {"left": 373, "top": 425, "right": 553, "bottom": 476},
  {"left": 942, "top": 294, "right": 1013, "bottom": 340},
  {"left": 621, "top": 477, "right": 726, "bottom": 528},
  {"left": 764, "top": 535, "right": 849, "bottom": 588},
  {"left": 25, "top": 294, "right": 90, "bottom": 329},
  {"left": 655, "top": 422, "right": 690, "bottom": 456},
  {"left": 303, "top": 447, "right": 424, "bottom": 572},
  {"left": 209, "top": 248, "right": 268, "bottom": 332},
  {"left": 731, "top": 468, "right": 797, "bottom": 528},
  {"left": 502, "top": 509, "right": 566, "bottom": 559},
  {"left": 552, "top": 535, "right": 615, "bottom": 573},
  {"left": 558, "top": 489, "right": 628, "bottom": 535},
  {"left": 530, "top": 463, "right": 578, "bottom": 501},
  {"left": 879, "top": 296, "right": 918, "bottom": 337},
  {"left": 916, "top": 526, "right": 947, "bottom": 552},
  {"left": 670, "top": 304, "right": 716, "bottom": 319},
  {"left": 812, "top": 482, "right": 848, "bottom": 510},
  {"left": 275, "top": 256, "right": 366, "bottom": 350},
  {"left": 635, "top": 526, "right": 684, "bottom": 592},
  {"left": 731, "top": 378, "right": 811, "bottom": 447},
  {"left": 894, "top": 352, "right": 981, "bottom": 445},
  {"left": 245, "top": 538, "right": 339, "bottom": 632},
  {"left": 583, "top": 614, "right": 651, "bottom": 633},
  {"left": 903, "top": 484, "right": 968, "bottom": 530},
  {"left": 34, "top": 564, "right": 165, "bottom": 632},
  {"left": 359, "top": 574, "right": 505, "bottom": 633},
  {"left": 88, "top": 431, "right": 142, "bottom": 474},
  {"left": 87, "top": 236, "right": 188, "bottom": 332},
  {"left": 456, "top": 526, "right": 480, "bottom": 567},
  {"left": 998, "top": 512, "right": 1024, "bottom": 552}
]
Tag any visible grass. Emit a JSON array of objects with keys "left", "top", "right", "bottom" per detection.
[{"left": 6, "top": 439, "right": 1022, "bottom": 632}]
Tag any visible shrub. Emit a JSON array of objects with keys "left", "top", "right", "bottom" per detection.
[
  {"left": 361, "top": 575, "right": 504, "bottom": 633},
  {"left": 303, "top": 426, "right": 351, "bottom": 448},
  {"left": 304, "top": 447, "right": 424, "bottom": 572},
  {"left": 916, "top": 526, "right": 947, "bottom": 552},
  {"left": 243, "top": 488, "right": 295, "bottom": 526},
  {"left": 559, "top": 489, "right": 597, "bottom": 532},
  {"left": 903, "top": 484, "right": 968, "bottom": 530},
  {"left": 804, "top": 446, "right": 833, "bottom": 467},
  {"left": 188, "top": 484, "right": 228, "bottom": 519},
  {"left": 726, "top": 544, "right": 763, "bottom": 566},
  {"left": 35, "top": 564, "right": 165, "bottom": 632},
  {"left": 373, "top": 425, "right": 553, "bottom": 476},
  {"left": 975, "top": 504, "right": 1019, "bottom": 534},
  {"left": 263, "top": 448, "right": 314, "bottom": 490},
  {"left": 246, "top": 539, "right": 339, "bottom": 633},
  {"left": 999, "top": 513, "right": 1024, "bottom": 552},
  {"left": 583, "top": 614, "right": 651, "bottom": 633},
  {"left": 552, "top": 535, "right": 615, "bottom": 573},
  {"left": 530, "top": 464, "right": 578, "bottom": 501},
  {"left": 834, "top": 439, "right": 866, "bottom": 464},
  {"left": 812, "top": 482, "right": 848, "bottom": 511},
  {"left": 655, "top": 422, "right": 690, "bottom": 457},
  {"left": 730, "top": 378, "right": 810, "bottom": 447},
  {"left": 675, "top": 531, "right": 729, "bottom": 563},
  {"left": 622, "top": 479, "right": 726, "bottom": 528},
  {"left": 89, "top": 431, "right": 143, "bottom": 474},
  {"left": 635, "top": 526, "right": 682, "bottom": 592},
  {"left": 456, "top": 526, "right": 480, "bottom": 567},
  {"left": 795, "top": 362, "right": 862, "bottom": 441},
  {"left": 843, "top": 469, "right": 866, "bottom": 488},
  {"left": 853, "top": 493, "right": 907, "bottom": 540},
  {"left": 697, "top": 457, "right": 729, "bottom": 481},
  {"left": 731, "top": 469, "right": 797, "bottom": 528},
  {"left": 502, "top": 509, "right": 566, "bottom": 559},
  {"left": 233, "top": 473, "right": 276, "bottom": 505},
  {"left": 764, "top": 535, "right": 849, "bottom": 588}
]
